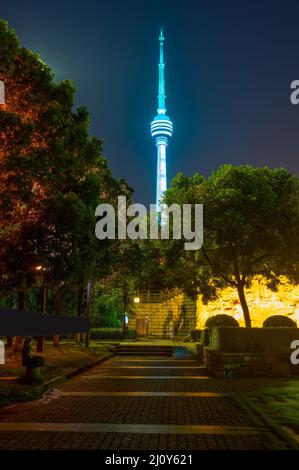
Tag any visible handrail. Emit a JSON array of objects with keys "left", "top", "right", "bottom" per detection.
[{"left": 130, "top": 288, "right": 182, "bottom": 304}]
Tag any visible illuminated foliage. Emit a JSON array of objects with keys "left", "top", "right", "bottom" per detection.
[
  {"left": 163, "top": 165, "right": 299, "bottom": 327},
  {"left": 0, "top": 20, "right": 129, "bottom": 307}
]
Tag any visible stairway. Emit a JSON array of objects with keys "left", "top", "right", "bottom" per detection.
[{"left": 116, "top": 344, "right": 173, "bottom": 356}]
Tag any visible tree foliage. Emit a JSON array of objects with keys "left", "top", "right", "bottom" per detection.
[
  {"left": 0, "top": 20, "right": 130, "bottom": 322},
  {"left": 163, "top": 165, "right": 299, "bottom": 327}
]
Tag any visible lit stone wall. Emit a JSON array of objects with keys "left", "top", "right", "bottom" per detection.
[
  {"left": 129, "top": 292, "right": 197, "bottom": 338},
  {"left": 196, "top": 276, "right": 299, "bottom": 328},
  {"left": 129, "top": 277, "right": 299, "bottom": 337}
]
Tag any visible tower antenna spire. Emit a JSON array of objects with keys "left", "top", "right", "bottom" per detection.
[{"left": 158, "top": 27, "right": 165, "bottom": 114}]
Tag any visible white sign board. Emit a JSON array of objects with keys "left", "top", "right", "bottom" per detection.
[
  {"left": 0, "top": 341, "right": 4, "bottom": 364},
  {"left": 0, "top": 81, "right": 5, "bottom": 104}
]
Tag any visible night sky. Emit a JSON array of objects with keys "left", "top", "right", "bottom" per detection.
[{"left": 2, "top": 0, "right": 299, "bottom": 204}]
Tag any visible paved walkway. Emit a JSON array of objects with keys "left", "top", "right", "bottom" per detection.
[{"left": 0, "top": 356, "right": 291, "bottom": 450}]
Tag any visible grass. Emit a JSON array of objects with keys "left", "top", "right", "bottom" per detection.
[
  {"left": 0, "top": 340, "right": 113, "bottom": 408},
  {"left": 0, "top": 383, "right": 42, "bottom": 408},
  {"left": 246, "top": 379, "right": 299, "bottom": 431},
  {"left": 89, "top": 340, "right": 117, "bottom": 355},
  {"left": 228, "top": 377, "right": 299, "bottom": 432}
]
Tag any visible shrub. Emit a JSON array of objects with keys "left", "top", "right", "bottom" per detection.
[
  {"left": 90, "top": 328, "right": 136, "bottom": 340},
  {"left": 200, "top": 328, "right": 210, "bottom": 346},
  {"left": 205, "top": 314, "right": 239, "bottom": 328},
  {"left": 209, "top": 326, "right": 299, "bottom": 353},
  {"left": 263, "top": 315, "right": 297, "bottom": 328},
  {"left": 191, "top": 329, "right": 201, "bottom": 341},
  {"left": 23, "top": 355, "right": 45, "bottom": 368}
]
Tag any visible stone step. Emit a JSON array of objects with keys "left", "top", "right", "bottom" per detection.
[{"left": 116, "top": 345, "right": 173, "bottom": 356}]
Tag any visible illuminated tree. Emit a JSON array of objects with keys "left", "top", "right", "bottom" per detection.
[
  {"left": 164, "top": 165, "right": 299, "bottom": 327},
  {"left": 0, "top": 20, "right": 130, "bottom": 349}
]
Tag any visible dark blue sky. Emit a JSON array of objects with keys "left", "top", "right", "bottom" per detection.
[{"left": 2, "top": 0, "right": 299, "bottom": 204}]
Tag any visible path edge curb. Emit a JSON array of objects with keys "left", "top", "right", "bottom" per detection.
[{"left": 36, "top": 352, "right": 115, "bottom": 395}]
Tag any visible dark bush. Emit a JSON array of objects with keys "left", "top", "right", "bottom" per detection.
[
  {"left": 209, "top": 326, "right": 299, "bottom": 353},
  {"left": 205, "top": 314, "right": 239, "bottom": 328},
  {"left": 197, "top": 343, "right": 204, "bottom": 363},
  {"left": 263, "top": 315, "right": 297, "bottom": 328},
  {"left": 23, "top": 355, "right": 45, "bottom": 368},
  {"left": 200, "top": 328, "right": 210, "bottom": 346},
  {"left": 191, "top": 329, "right": 201, "bottom": 341},
  {"left": 90, "top": 328, "right": 136, "bottom": 340}
]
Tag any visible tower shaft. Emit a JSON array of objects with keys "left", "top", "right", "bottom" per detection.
[{"left": 156, "top": 137, "right": 167, "bottom": 213}]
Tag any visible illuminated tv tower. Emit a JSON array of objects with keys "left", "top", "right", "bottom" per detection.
[{"left": 150, "top": 29, "right": 173, "bottom": 220}]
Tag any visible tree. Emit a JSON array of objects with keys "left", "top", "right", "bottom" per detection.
[
  {"left": 104, "top": 240, "right": 145, "bottom": 335},
  {"left": 0, "top": 20, "right": 130, "bottom": 350},
  {"left": 100, "top": 231, "right": 169, "bottom": 335},
  {"left": 91, "top": 285, "right": 123, "bottom": 328},
  {"left": 164, "top": 165, "right": 299, "bottom": 327}
]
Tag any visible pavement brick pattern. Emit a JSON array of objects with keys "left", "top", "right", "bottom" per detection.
[{"left": 0, "top": 356, "right": 291, "bottom": 450}]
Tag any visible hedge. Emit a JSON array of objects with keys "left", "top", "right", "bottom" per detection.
[
  {"left": 208, "top": 326, "right": 299, "bottom": 353},
  {"left": 200, "top": 328, "right": 210, "bottom": 346},
  {"left": 23, "top": 355, "right": 45, "bottom": 368},
  {"left": 90, "top": 328, "right": 136, "bottom": 340},
  {"left": 263, "top": 315, "right": 297, "bottom": 328},
  {"left": 205, "top": 314, "right": 239, "bottom": 328},
  {"left": 191, "top": 329, "right": 201, "bottom": 341}
]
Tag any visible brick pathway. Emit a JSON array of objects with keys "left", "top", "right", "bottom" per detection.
[{"left": 0, "top": 356, "right": 291, "bottom": 450}]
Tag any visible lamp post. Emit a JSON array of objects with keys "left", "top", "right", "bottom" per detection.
[
  {"left": 36, "top": 265, "right": 46, "bottom": 353},
  {"left": 85, "top": 281, "right": 92, "bottom": 349}
]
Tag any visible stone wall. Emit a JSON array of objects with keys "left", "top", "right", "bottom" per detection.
[
  {"left": 196, "top": 276, "right": 299, "bottom": 328},
  {"left": 205, "top": 348, "right": 298, "bottom": 378},
  {"left": 129, "top": 275, "right": 299, "bottom": 337},
  {"left": 129, "top": 292, "right": 197, "bottom": 338}
]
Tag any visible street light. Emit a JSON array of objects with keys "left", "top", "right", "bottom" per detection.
[
  {"left": 35, "top": 265, "right": 46, "bottom": 353},
  {"left": 85, "top": 281, "right": 92, "bottom": 349}
]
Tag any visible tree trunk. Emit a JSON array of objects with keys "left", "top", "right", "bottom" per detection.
[
  {"left": 18, "top": 290, "right": 25, "bottom": 310},
  {"left": 76, "top": 286, "right": 84, "bottom": 343},
  {"left": 53, "top": 286, "right": 62, "bottom": 347},
  {"left": 122, "top": 293, "right": 127, "bottom": 337},
  {"left": 14, "top": 290, "right": 25, "bottom": 352},
  {"left": 237, "top": 282, "right": 251, "bottom": 328},
  {"left": 36, "top": 281, "right": 46, "bottom": 353},
  {"left": 123, "top": 311, "right": 126, "bottom": 337}
]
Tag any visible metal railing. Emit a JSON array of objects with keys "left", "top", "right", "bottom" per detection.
[{"left": 130, "top": 288, "right": 181, "bottom": 304}]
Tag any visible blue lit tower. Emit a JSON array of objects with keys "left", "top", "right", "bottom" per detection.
[{"left": 151, "top": 29, "right": 173, "bottom": 218}]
